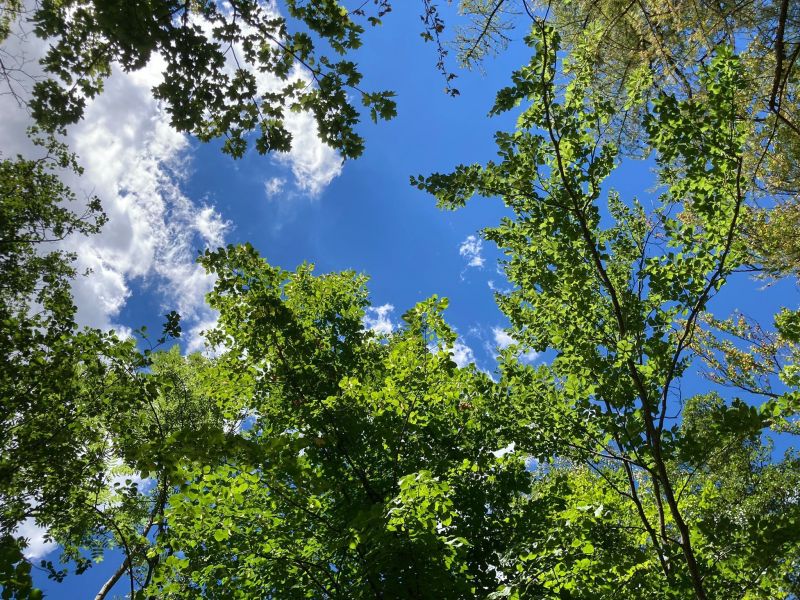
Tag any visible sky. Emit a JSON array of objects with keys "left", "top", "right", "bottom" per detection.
[{"left": 2, "top": 1, "right": 797, "bottom": 597}]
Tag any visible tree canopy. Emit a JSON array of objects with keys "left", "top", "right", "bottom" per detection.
[
  {"left": 1, "top": 0, "right": 397, "bottom": 158},
  {"left": 1, "top": 2, "right": 799, "bottom": 600}
]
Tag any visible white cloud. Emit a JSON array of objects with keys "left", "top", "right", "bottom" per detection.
[
  {"left": 0, "top": 31, "right": 225, "bottom": 351},
  {"left": 364, "top": 303, "right": 395, "bottom": 335},
  {"left": 185, "top": 315, "right": 222, "bottom": 355},
  {"left": 264, "top": 176, "right": 287, "bottom": 199},
  {"left": 493, "top": 327, "right": 515, "bottom": 350},
  {"left": 428, "top": 335, "right": 477, "bottom": 369},
  {"left": 451, "top": 339, "right": 476, "bottom": 368},
  {"left": 15, "top": 518, "right": 56, "bottom": 559},
  {"left": 64, "top": 61, "right": 225, "bottom": 352},
  {"left": 275, "top": 89, "right": 343, "bottom": 197},
  {"left": 0, "top": 0, "right": 347, "bottom": 351},
  {"left": 459, "top": 235, "right": 485, "bottom": 268},
  {"left": 491, "top": 327, "right": 539, "bottom": 363},
  {"left": 492, "top": 442, "right": 516, "bottom": 458},
  {"left": 196, "top": 6, "right": 342, "bottom": 198},
  {"left": 195, "top": 205, "right": 229, "bottom": 248},
  {"left": 520, "top": 349, "right": 540, "bottom": 363}
]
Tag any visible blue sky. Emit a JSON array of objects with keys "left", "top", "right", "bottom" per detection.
[
  {"left": 113, "top": 3, "right": 533, "bottom": 365},
  {"left": 2, "top": 1, "right": 796, "bottom": 597}
]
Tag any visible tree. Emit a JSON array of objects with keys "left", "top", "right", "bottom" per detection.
[
  {"left": 0, "top": 149, "right": 192, "bottom": 600},
  {"left": 141, "top": 244, "right": 529, "bottom": 598},
  {"left": 0, "top": 149, "right": 118, "bottom": 597},
  {"left": 0, "top": 0, "right": 397, "bottom": 159},
  {"left": 5, "top": 0, "right": 800, "bottom": 175},
  {"left": 89, "top": 345, "right": 253, "bottom": 600},
  {"left": 445, "top": 0, "right": 800, "bottom": 280},
  {"left": 449, "top": 0, "right": 799, "bottom": 160},
  {"left": 3, "top": 7, "right": 800, "bottom": 599},
  {"left": 415, "top": 23, "right": 799, "bottom": 597}
]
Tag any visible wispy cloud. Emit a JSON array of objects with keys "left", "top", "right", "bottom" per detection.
[
  {"left": 451, "top": 339, "right": 477, "bottom": 368},
  {"left": 364, "top": 303, "right": 395, "bottom": 335},
  {"left": 195, "top": 205, "right": 230, "bottom": 248},
  {"left": 264, "top": 176, "right": 287, "bottom": 199},
  {"left": 488, "top": 279, "right": 512, "bottom": 294},
  {"left": 492, "top": 327, "right": 539, "bottom": 363},
  {"left": 15, "top": 518, "right": 56, "bottom": 559},
  {"left": 0, "top": 39, "right": 225, "bottom": 351},
  {"left": 459, "top": 235, "right": 485, "bottom": 268}
]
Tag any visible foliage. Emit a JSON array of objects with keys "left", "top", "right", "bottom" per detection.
[
  {"left": 449, "top": 0, "right": 799, "bottom": 167},
  {"left": 415, "top": 24, "right": 799, "bottom": 598},
  {"left": 740, "top": 200, "right": 800, "bottom": 280},
  {"left": 445, "top": 0, "right": 800, "bottom": 279},
  {"left": 143, "top": 244, "right": 529, "bottom": 598},
  {"left": 453, "top": 0, "right": 521, "bottom": 70},
  {"left": 14, "top": 0, "right": 397, "bottom": 159},
  {"left": 2, "top": 5, "right": 800, "bottom": 600},
  {"left": 0, "top": 151, "right": 116, "bottom": 595},
  {"left": 0, "top": 0, "right": 21, "bottom": 42},
  {"left": 0, "top": 151, "right": 191, "bottom": 599}
]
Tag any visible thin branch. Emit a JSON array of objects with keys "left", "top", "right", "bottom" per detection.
[{"left": 462, "top": 0, "right": 508, "bottom": 65}]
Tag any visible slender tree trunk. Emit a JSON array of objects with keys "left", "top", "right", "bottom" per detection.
[{"left": 95, "top": 557, "right": 130, "bottom": 600}]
